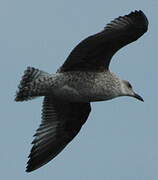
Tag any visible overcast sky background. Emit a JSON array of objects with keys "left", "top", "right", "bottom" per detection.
[{"left": 1, "top": 0, "right": 158, "bottom": 179}]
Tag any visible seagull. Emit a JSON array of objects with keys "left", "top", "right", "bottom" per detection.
[{"left": 15, "top": 10, "right": 148, "bottom": 172}]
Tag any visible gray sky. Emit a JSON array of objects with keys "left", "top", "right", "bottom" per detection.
[{"left": 1, "top": 0, "right": 158, "bottom": 179}]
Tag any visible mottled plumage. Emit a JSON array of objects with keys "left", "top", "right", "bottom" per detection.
[{"left": 15, "top": 10, "right": 148, "bottom": 172}]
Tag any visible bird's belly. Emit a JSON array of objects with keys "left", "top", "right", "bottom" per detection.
[{"left": 52, "top": 84, "right": 114, "bottom": 102}]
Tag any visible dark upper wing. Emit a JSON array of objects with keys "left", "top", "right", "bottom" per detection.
[
  {"left": 59, "top": 10, "right": 148, "bottom": 72},
  {"left": 26, "top": 96, "right": 91, "bottom": 172}
]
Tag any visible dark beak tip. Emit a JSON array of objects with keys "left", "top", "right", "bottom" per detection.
[{"left": 134, "top": 93, "right": 144, "bottom": 102}]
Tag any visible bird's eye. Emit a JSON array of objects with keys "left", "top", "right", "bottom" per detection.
[{"left": 127, "top": 82, "right": 132, "bottom": 89}]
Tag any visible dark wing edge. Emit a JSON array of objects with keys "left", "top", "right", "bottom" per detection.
[
  {"left": 58, "top": 10, "right": 148, "bottom": 72},
  {"left": 26, "top": 96, "right": 91, "bottom": 172}
]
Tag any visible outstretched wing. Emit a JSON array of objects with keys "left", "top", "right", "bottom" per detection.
[
  {"left": 26, "top": 96, "right": 91, "bottom": 172},
  {"left": 59, "top": 10, "right": 148, "bottom": 72}
]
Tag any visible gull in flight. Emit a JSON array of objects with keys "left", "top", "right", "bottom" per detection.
[{"left": 15, "top": 10, "right": 148, "bottom": 172}]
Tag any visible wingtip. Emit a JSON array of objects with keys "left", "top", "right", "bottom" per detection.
[
  {"left": 130, "top": 10, "right": 148, "bottom": 25},
  {"left": 25, "top": 168, "right": 31, "bottom": 173},
  {"left": 130, "top": 10, "right": 144, "bottom": 15},
  {"left": 25, "top": 161, "right": 33, "bottom": 173},
  {"left": 125, "top": 10, "right": 148, "bottom": 33},
  {"left": 25, "top": 167, "right": 35, "bottom": 173},
  {"left": 25, "top": 160, "right": 38, "bottom": 173},
  {"left": 25, "top": 164, "right": 33, "bottom": 173}
]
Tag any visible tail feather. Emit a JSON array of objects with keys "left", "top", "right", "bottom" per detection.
[{"left": 15, "top": 67, "right": 50, "bottom": 101}]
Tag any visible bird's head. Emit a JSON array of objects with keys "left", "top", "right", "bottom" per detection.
[{"left": 121, "top": 80, "right": 144, "bottom": 102}]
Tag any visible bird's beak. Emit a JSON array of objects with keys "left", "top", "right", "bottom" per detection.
[{"left": 133, "top": 93, "right": 144, "bottom": 102}]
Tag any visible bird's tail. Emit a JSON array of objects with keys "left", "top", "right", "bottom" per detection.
[{"left": 15, "top": 67, "right": 51, "bottom": 101}]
